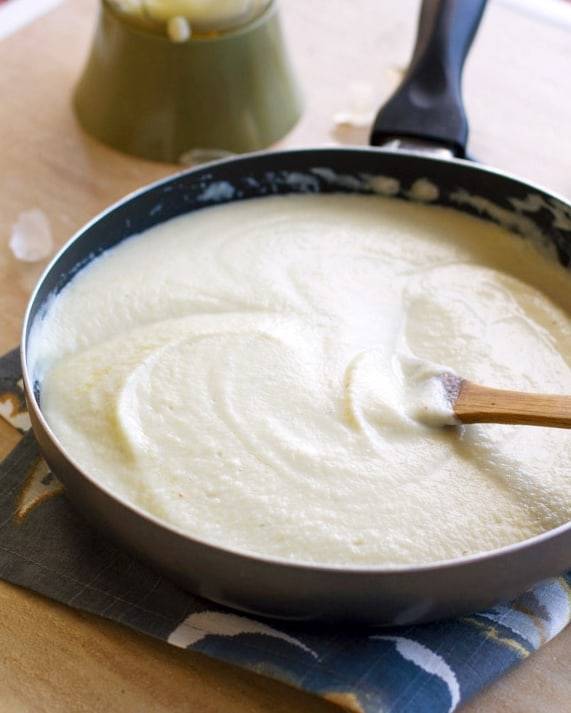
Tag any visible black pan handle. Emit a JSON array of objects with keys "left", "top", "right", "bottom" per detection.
[{"left": 370, "top": 0, "right": 488, "bottom": 157}]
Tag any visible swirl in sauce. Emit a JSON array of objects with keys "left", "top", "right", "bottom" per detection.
[{"left": 30, "top": 195, "right": 571, "bottom": 565}]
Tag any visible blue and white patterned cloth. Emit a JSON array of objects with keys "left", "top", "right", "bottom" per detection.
[{"left": 0, "top": 347, "right": 569, "bottom": 713}]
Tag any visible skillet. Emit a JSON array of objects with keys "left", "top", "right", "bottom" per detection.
[{"left": 21, "top": 0, "right": 571, "bottom": 624}]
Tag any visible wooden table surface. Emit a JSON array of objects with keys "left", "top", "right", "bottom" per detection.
[{"left": 1, "top": 1, "right": 570, "bottom": 710}]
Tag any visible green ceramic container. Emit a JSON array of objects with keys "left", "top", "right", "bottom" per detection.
[{"left": 73, "top": 1, "right": 302, "bottom": 162}]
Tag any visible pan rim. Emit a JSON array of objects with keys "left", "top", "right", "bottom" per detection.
[{"left": 21, "top": 145, "right": 571, "bottom": 578}]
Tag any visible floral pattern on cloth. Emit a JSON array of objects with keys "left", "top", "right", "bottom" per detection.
[{"left": 0, "top": 346, "right": 569, "bottom": 713}]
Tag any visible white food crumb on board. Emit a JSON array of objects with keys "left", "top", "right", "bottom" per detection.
[
  {"left": 333, "top": 80, "right": 377, "bottom": 128},
  {"left": 9, "top": 209, "right": 54, "bottom": 262},
  {"left": 167, "top": 15, "right": 191, "bottom": 42}
]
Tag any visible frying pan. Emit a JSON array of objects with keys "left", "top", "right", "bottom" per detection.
[{"left": 21, "top": 0, "right": 571, "bottom": 625}]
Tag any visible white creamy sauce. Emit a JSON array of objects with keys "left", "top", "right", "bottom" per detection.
[
  {"left": 400, "top": 358, "right": 459, "bottom": 427},
  {"left": 30, "top": 195, "right": 571, "bottom": 566}
]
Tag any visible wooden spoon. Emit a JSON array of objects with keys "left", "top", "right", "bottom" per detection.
[{"left": 441, "top": 374, "right": 571, "bottom": 428}]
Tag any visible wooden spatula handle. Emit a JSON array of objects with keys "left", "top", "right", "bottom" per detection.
[{"left": 454, "top": 381, "right": 571, "bottom": 428}]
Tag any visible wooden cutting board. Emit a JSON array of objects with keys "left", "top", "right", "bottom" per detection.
[{"left": 0, "top": 1, "right": 570, "bottom": 710}]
